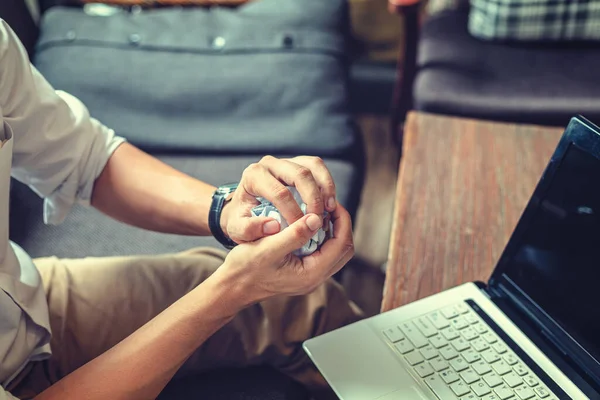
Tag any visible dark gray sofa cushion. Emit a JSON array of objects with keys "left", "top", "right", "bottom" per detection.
[
  {"left": 10, "top": 155, "right": 359, "bottom": 258},
  {"left": 33, "top": 1, "right": 361, "bottom": 160}
]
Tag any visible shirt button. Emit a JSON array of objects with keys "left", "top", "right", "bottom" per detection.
[
  {"left": 66, "top": 30, "right": 76, "bottom": 41},
  {"left": 211, "top": 36, "right": 226, "bottom": 49},
  {"left": 129, "top": 33, "right": 142, "bottom": 45},
  {"left": 282, "top": 34, "right": 294, "bottom": 48}
]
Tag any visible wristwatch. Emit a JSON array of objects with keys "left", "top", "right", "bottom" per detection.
[{"left": 209, "top": 183, "right": 239, "bottom": 249}]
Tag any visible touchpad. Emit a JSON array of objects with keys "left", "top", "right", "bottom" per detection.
[{"left": 304, "top": 322, "right": 422, "bottom": 400}]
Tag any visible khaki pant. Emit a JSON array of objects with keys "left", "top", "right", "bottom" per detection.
[{"left": 8, "top": 247, "right": 363, "bottom": 399}]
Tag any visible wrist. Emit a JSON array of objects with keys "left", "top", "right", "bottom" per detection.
[
  {"left": 206, "top": 261, "right": 257, "bottom": 313},
  {"left": 220, "top": 201, "right": 231, "bottom": 239}
]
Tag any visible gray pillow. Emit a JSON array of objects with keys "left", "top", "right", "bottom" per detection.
[{"left": 33, "top": 0, "right": 360, "bottom": 158}]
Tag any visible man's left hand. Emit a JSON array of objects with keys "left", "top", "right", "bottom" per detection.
[{"left": 221, "top": 155, "right": 337, "bottom": 244}]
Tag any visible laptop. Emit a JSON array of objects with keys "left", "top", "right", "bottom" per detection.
[{"left": 304, "top": 116, "right": 600, "bottom": 400}]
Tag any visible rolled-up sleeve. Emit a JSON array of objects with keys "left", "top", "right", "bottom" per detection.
[
  {"left": 0, "top": 389, "right": 20, "bottom": 400},
  {"left": 0, "top": 388, "right": 19, "bottom": 400},
  {"left": 1, "top": 20, "right": 125, "bottom": 225}
]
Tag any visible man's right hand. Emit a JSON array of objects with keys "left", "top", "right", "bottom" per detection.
[{"left": 213, "top": 204, "right": 354, "bottom": 308}]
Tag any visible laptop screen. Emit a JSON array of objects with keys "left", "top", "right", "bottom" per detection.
[{"left": 501, "top": 143, "right": 600, "bottom": 364}]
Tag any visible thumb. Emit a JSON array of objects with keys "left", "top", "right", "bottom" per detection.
[{"left": 261, "top": 213, "right": 322, "bottom": 257}]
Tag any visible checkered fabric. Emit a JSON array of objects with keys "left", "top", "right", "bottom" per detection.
[{"left": 469, "top": 0, "right": 600, "bottom": 41}]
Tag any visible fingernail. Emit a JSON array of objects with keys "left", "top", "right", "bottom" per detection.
[
  {"left": 263, "top": 220, "right": 280, "bottom": 235},
  {"left": 306, "top": 214, "right": 322, "bottom": 231},
  {"left": 327, "top": 197, "right": 336, "bottom": 210}
]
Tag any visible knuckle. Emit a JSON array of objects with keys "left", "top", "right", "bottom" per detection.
[
  {"left": 260, "top": 155, "right": 275, "bottom": 164},
  {"left": 324, "top": 179, "right": 336, "bottom": 192},
  {"left": 243, "top": 163, "right": 262, "bottom": 176},
  {"left": 273, "top": 186, "right": 293, "bottom": 202},
  {"left": 296, "top": 166, "right": 313, "bottom": 180},
  {"left": 310, "top": 156, "right": 325, "bottom": 166}
]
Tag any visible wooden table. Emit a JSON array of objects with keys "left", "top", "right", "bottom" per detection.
[{"left": 381, "top": 112, "right": 563, "bottom": 312}]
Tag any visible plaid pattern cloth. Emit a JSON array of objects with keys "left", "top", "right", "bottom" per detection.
[{"left": 469, "top": 0, "right": 600, "bottom": 41}]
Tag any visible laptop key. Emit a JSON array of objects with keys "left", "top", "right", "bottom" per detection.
[
  {"left": 494, "top": 385, "right": 515, "bottom": 400},
  {"left": 455, "top": 302, "right": 470, "bottom": 314},
  {"left": 460, "top": 368, "right": 480, "bottom": 384},
  {"left": 472, "top": 338, "right": 490, "bottom": 352},
  {"left": 440, "top": 369, "right": 461, "bottom": 384},
  {"left": 503, "top": 353, "right": 518, "bottom": 365},
  {"left": 440, "top": 345, "right": 459, "bottom": 360},
  {"left": 459, "top": 394, "right": 478, "bottom": 400},
  {"left": 534, "top": 386, "right": 551, "bottom": 398},
  {"left": 415, "top": 317, "right": 437, "bottom": 337},
  {"left": 474, "top": 323, "right": 489, "bottom": 334},
  {"left": 394, "top": 340, "right": 414, "bottom": 354},
  {"left": 405, "top": 350, "right": 424, "bottom": 366},
  {"left": 473, "top": 360, "right": 492, "bottom": 376},
  {"left": 428, "top": 311, "right": 450, "bottom": 329},
  {"left": 441, "top": 327, "right": 461, "bottom": 341},
  {"left": 481, "top": 349, "right": 501, "bottom": 364},
  {"left": 514, "top": 386, "right": 535, "bottom": 400},
  {"left": 451, "top": 337, "right": 471, "bottom": 352},
  {"left": 399, "top": 322, "right": 428, "bottom": 348},
  {"left": 429, "top": 334, "right": 449, "bottom": 349},
  {"left": 442, "top": 306, "right": 460, "bottom": 319},
  {"left": 483, "top": 373, "right": 504, "bottom": 388},
  {"left": 483, "top": 332, "right": 498, "bottom": 344},
  {"left": 482, "top": 394, "right": 501, "bottom": 400},
  {"left": 524, "top": 376, "right": 539, "bottom": 387},
  {"left": 450, "top": 355, "right": 469, "bottom": 372},
  {"left": 450, "top": 380, "right": 471, "bottom": 397},
  {"left": 514, "top": 363, "right": 528, "bottom": 376},
  {"left": 493, "top": 343, "right": 508, "bottom": 354},
  {"left": 462, "top": 349, "right": 481, "bottom": 363},
  {"left": 425, "top": 375, "right": 460, "bottom": 399},
  {"left": 472, "top": 381, "right": 492, "bottom": 396},
  {"left": 383, "top": 326, "right": 404, "bottom": 343},
  {"left": 491, "top": 360, "right": 512, "bottom": 376},
  {"left": 414, "top": 362, "right": 434, "bottom": 378},
  {"left": 430, "top": 357, "right": 449, "bottom": 372},
  {"left": 503, "top": 372, "right": 523, "bottom": 388},
  {"left": 451, "top": 317, "right": 469, "bottom": 330},
  {"left": 464, "top": 313, "right": 479, "bottom": 325},
  {"left": 419, "top": 344, "right": 439, "bottom": 360},
  {"left": 461, "top": 327, "right": 479, "bottom": 341}
]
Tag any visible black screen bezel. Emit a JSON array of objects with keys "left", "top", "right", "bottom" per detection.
[{"left": 489, "top": 115, "right": 600, "bottom": 382}]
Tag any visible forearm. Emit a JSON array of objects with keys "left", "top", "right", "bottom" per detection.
[
  {"left": 34, "top": 272, "right": 244, "bottom": 400},
  {"left": 91, "top": 143, "right": 216, "bottom": 236}
]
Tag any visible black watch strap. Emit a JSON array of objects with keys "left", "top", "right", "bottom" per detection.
[{"left": 209, "top": 183, "right": 239, "bottom": 249}]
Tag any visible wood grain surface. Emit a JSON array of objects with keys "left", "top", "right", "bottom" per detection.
[{"left": 382, "top": 112, "right": 563, "bottom": 312}]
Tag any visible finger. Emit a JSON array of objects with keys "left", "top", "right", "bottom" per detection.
[
  {"left": 260, "top": 213, "right": 323, "bottom": 257},
  {"left": 302, "top": 204, "right": 354, "bottom": 273},
  {"left": 229, "top": 216, "right": 281, "bottom": 243},
  {"left": 241, "top": 163, "right": 303, "bottom": 223},
  {"left": 326, "top": 241, "right": 355, "bottom": 278},
  {"left": 289, "top": 156, "right": 337, "bottom": 212},
  {"left": 259, "top": 156, "right": 324, "bottom": 220}
]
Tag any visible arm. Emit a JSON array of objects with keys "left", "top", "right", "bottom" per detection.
[
  {"left": 90, "top": 143, "right": 217, "bottom": 236},
  {"left": 34, "top": 272, "right": 242, "bottom": 400},
  {"left": 33, "top": 205, "right": 353, "bottom": 400}
]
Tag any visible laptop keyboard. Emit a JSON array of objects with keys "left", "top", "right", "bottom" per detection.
[{"left": 382, "top": 302, "right": 560, "bottom": 400}]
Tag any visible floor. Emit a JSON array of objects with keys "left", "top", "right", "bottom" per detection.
[{"left": 338, "top": 115, "right": 400, "bottom": 317}]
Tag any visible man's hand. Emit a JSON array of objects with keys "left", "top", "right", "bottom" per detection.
[
  {"left": 214, "top": 205, "right": 354, "bottom": 306},
  {"left": 221, "top": 155, "right": 337, "bottom": 244}
]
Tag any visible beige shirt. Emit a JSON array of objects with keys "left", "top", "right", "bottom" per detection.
[{"left": 0, "top": 20, "right": 124, "bottom": 399}]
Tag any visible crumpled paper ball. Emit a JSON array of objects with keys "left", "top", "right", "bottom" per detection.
[{"left": 251, "top": 187, "right": 333, "bottom": 256}]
